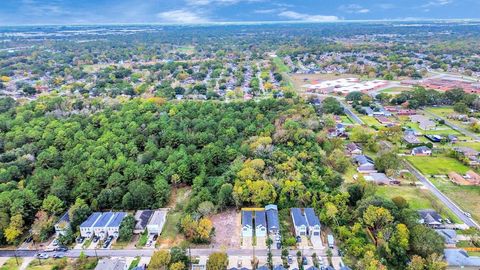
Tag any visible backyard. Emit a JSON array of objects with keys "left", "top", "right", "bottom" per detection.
[
  {"left": 429, "top": 177, "right": 480, "bottom": 223},
  {"left": 0, "top": 258, "right": 21, "bottom": 270},
  {"left": 406, "top": 155, "right": 470, "bottom": 175}
]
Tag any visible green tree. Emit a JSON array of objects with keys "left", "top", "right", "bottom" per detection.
[
  {"left": 118, "top": 215, "right": 136, "bottom": 242},
  {"left": 150, "top": 250, "right": 171, "bottom": 270},
  {"left": 206, "top": 252, "right": 228, "bottom": 270}
]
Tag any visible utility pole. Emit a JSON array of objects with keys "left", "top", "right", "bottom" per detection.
[{"left": 14, "top": 249, "right": 19, "bottom": 266}]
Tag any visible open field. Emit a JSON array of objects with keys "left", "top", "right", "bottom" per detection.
[
  {"left": 272, "top": 57, "right": 290, "bottom": 73},
  {"left": 376, "top": 185, "right": 460, "bottom": 222},
  {"left": 406, "top": 155, "right": 470, "bottom": 175},
  {"left": 429, "top": 177, "right": 480, "bottom": 223},
  {"left": 360, "top": 116, "right": 382, "bottom": 129},
  {"left": 424, "top": 107, "right": 477, "bottom": 133},
  {"left": 290, "top": 73, "right": 360, "bottom": 92},
  {"left": 27, "top": 258, "right": 71, "bottom": 270}
]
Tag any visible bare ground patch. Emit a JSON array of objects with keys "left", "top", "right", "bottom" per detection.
[{"left": 210, "top": 209, "right": 241, "bottom": 249}]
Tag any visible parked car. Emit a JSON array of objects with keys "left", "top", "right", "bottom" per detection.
[
  {"left": 152, "top": 234, "right": 158, "bottom": 241},
  {"left": 465, "top": 212, "right": 472, "bottom": 218},
  {"left": 55, "top": 246, "right": 68, "bottom": 252},
  {"left": 146, "top": 240, "right": 152, "bottom": 247},
  {"left": 53, "top": 253, "right": 65, "bottom": 259},
  {"left": 76, "top": 236, "right": 85, "bottom": 244},
  {"left": 52, "top": 239, "right": 59, "bottom": 246},
  {"left": 93, "top": 236, "right": 100, "bottom": 243},
  {"left": 276, "top": 242, "right": 281, "bottom": 250},
  {"left": 37, "top": 253, "right": 49, "bottom": 259},
  {"left": 296, "top": 236, "right": 301, "bottom": 243},
  {"left": 302, "top": 256, "right": 308, "bottom": 265},
  {"left": 25, "top": 236, "right": 33, "bottom": 243},
  {"left": 287, "top": 255, "right": 293, "bottom": 264}
]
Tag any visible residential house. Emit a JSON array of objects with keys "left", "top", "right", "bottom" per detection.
[
  {"left": 265, "top": 205, "right": 280, "bottom": 236},
  {"left": 93, "top": 212, "right": 115, "bottom": 240},
  {"left": 354, "top": 155, "right": 377, "bottom": 173},
  {"left": 304, "top": 208, "right": 321, "bottom": 237},
  {"left": 362, "top": 107, "right": 374, "bottom": 116},
  {"left": 147, "top": 210, "right": 167, "bottom": 236},
  {"left": 411, "top": 146, "right": 432, "bottom": 156},
  {"left": 134, "top": 210, "right": 153, "bottom": 234},
  {"left": 448, "top": 172, "right": 472, "bottom": 185},
  {"left": 95, "top": 258, "right": 127, "bottom": 270},
  {"left": 403, "top": 134, "right": 421, "bottom": 145},
  {"left": 54, "top": 211, "right": 70, "bottom": 236},
  {"left": 255, "top": 210, "right": 267, "bottom": 238},
  {"left": 453, "top": 147, "right": 480, "bottom": 165},
  {"left": 444, "top": 249, "right": 480, "bottom": 267},
  {"left": 345, "top": 143, "right": 362, "bottom": 156},
  {"left": 105, "top": 212, "right": 127, "bottom": 238},
  {"left": 242, "top": 211, "right": 253, "bottom": 238},
  {"left": 465, "top": 170, "right": 480, "bottom": 185},
  {"left": 364, "top": 173, "right": 392, "bottom": 185},
  {"left": 410, "top": 115, "right": 436, "bottom": 130},
  {"left": 418, "top": 210, "right": 443, "bottom": 228},
  {"left": 79, "top": 212, "right": 102, "bottom": 238},
  {"left": 435, "top": 229, "right": 458, "bottom": 246},
  {"left": 447, "top": 135, "right": 458, "bottom": 143},
  {"left": 290, "top": 208, "right": 308, "bottom": 236}
]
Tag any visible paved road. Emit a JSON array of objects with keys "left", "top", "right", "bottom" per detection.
[
  {"left": 340, "top": 101, "right": 364, "bottom": 125},
  {"left": 404, "top": 161, "right": 480, "bottom": 229},
  {"left": 0, "top": 247, "right": 331, "bottom": 258},
  {"left": 423, "top": 109, "right": 480, "bottom": 141}
]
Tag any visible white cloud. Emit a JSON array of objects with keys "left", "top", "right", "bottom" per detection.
[
  {"left": 156, "top": 9, "right": 210, "bottom": 23},
  {"left": 422, "top": 0, "right": 453, "bottom": 8},
  {"left": 186, "top": 0, "right": 263, "bottom": 6},
  {"left": 278, "top": 11, "right": 339, "bottom": 22},
  {"left": 339, "top": 4, "right": 370, "bottom": 14},
  {"left": 254, "top": 8, "right": 283, "bottom": 14}
]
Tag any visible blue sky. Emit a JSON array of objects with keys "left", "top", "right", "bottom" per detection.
[{"left": 0, "top": 0, "right": 479, "bottom": 25}]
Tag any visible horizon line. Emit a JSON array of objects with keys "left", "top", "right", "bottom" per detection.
[{"left": 1, "top": 18, "right": 480, "bottom": 27}]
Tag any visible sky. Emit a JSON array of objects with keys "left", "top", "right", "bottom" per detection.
[{"left": 0, "top": 0, "right": 479, "bottom": 25}]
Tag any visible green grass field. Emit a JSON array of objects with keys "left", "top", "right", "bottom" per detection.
[
  {"left": 340, "top": 115, "right": 354, "bottom": 124},
  {"left": 406, "top": 155, "right": 470, "bottom": 175},
  {"left": 159, "top": 212, "right": 181, "bottom": 241},
  {"left": 379, "top": 87, "right": 412, "bottom": 93},
  {"left": 360, "top": 116, "right": 382, "bottom": 128},
  {"left": 0, "top": 258, "right": 22, "bottom": 270},
  {"left": 272, "top": 57, "right": 291, "bottom": 73},
  {"left": 376, "top": 185, "right": 460, "bottom": 222},
  {"left": 429, "top": 177, "right": 480, "bottom": 223}
]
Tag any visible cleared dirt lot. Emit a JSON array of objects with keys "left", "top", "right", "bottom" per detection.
[
  {"left": 291, "top": 73, "right": 361, "bottom": 93},
  {"left": 210, "top": 209, "right": 241, "bottom": 248}
]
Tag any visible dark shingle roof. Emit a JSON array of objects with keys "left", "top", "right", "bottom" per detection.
[
  {"left": 291, "top": 208, "right": 307, "bottom": 227},
  {"left": 304, "top": 208, "right": 320, "bottom": 227},
  {"left": 265, "top": 205, "right": 279, "bottom": 231},
  {"left": 255, "top": 210, "right": 266, "bottom": 227},
  {"left": 242, "top": 211, "right": 252, "bottom": 227}
]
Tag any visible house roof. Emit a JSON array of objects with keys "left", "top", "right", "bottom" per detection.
[
  {"left": 412, "top": 146, "right": 431, "bottom": 154},
  {"left": 346, "top": 143, "right": 361, "bottom": 152},
  {"left": 57, "top": 211, "right": 70, "bottom": 224},
  {"left": 367, "top": 173, "right": 391, "bottom": 185},
  {"left": 418, "top": 209, "right": 442, "bottom": 224},
  {"left": 291, "top": 208, "right": 307, "bottom": 227},
  {"left": 454, "top": 147, "right": 479, "bottom": 156},
  {"left": 93, "top": 212, "right": 115, "bottom": 228},
  {"left": 255, "top": 210, "right": 266, "bottom": 228},
  {"left": 404, "top": 134, "right": 421, "bottom": 144},
  {"left": 265, "top": 205, "right": 279, "bottom": 231},
  {"left": 242, "top": 211, "right": 253, "bottom": 227},
  {"left": 134, "top": 210, "right": 153, "bottom": 230},
  {"left": 80, "top": 212, "right": 102, "bottom": 228},
  {"left": 107, "top": 212, "right": 127, "bottom": 228},
  {"left": 444, "top": 249, "right": 480, "bottom": 266},
  {"left": 148, "top": 210, "right": 167, "bottom": 226},
  {"left": 304, "top": 208, "right": 321, "bottom": 227},
  {"left": 354, "top": 155, "right": 374, "bottom": 165},
  {"left": 436, "top": 229, "right": 457, "bottom": 245}
]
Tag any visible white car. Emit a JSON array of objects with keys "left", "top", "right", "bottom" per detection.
[
  {"left": 465, "top": 212, "right": 472, "bottom": 218},
  {"left": 37, "top": 253, "right": 49, "bottom": 259}
]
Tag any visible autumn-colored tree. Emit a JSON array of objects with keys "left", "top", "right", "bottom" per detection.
[
  {"left": 357, "top": 250, "right": 387, "bottom": 270},
  {"left": 407, "top": 255, "right": 426, "bottom": 270},
  {"left": 170, "top": 261, "right": 186, "bottom": 270},
  {"left": 4, "top": 214, "right": 24, "bottom": 244},
  {"left": 362, "top": 206, "right": 393, "bottom": 245},
  {"left": 206, "top": 252, "right": 228, "bottom": 270},
  {"left": 150, "top": 250, "right": 171, "bottom": 270},
  {"left": 197, "top": 218, "right": 214, "bottom": 240}
]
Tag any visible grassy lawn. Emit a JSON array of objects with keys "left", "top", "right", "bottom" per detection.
[
  {"left": 0, "top": 258, "right": 22, "bottom": 270},
  {"left": 137, "top": 230, "right": 148, "bottom": 248},
  {"left": 424, "top": 107, "right": 475, "bottom": 133},
  {"left": 27, "top": 258, "right": 69, "bottom": 270},
  {"left": 272, "top": 57, "right": 290, "bottom": 73},
  {"left": 340, "top": 115, "right": 354, "bottom": 124},
  {"left": 360, "top": 116, "right": 382, "bottom": 129},
  {"left": 128, "top": 257, "right": 140, "bottom": 270},
  {"left": 82, "top": 238, "right": 92, "bottom": 249},
  {"left": 406, "top": 155, "right": 470, "bottom": 175},
  {"left": 375, "top": 185, "right": 460, "bottom": 222},
  {"left": 159, "top": 212, "right": 181, "bottom": 241},
  {"left": 455, "top": 141, "right": 480, "bottom": 151},
  {"left": 429, "top": 177, "right": 480, "bottom": 224}
]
